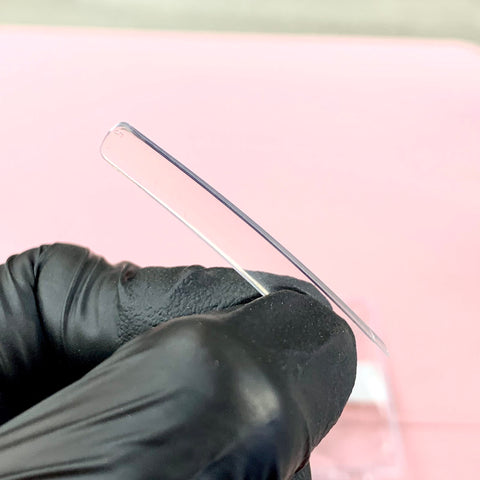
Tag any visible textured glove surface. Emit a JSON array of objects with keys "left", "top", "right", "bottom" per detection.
[{"left": 0, "top": 244, "right": 356, "bottom": 479}]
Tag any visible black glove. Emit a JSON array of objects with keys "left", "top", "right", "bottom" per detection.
[{"left": 0, "top": 243, "right": 356, "bottom": 480}]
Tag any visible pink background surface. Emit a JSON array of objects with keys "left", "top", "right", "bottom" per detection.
[{"left": 1, "top": 26, "right": 479, "bottom": 478}]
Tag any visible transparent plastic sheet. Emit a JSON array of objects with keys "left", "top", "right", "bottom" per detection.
[
  {"left": 101, "top": 122, "right": 403, "bottom": 478},
  {"left": 100, "top": 122, "right": 386, "bottom": 354}
]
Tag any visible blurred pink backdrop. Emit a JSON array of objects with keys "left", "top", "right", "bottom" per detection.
[{"left": 1, "top": 26, "right": 479, "bottom": 478}]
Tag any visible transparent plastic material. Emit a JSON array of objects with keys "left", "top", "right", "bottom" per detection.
[
  {"left": 100, "top": 122, "right": 387, "bottom": 354},
  {"left": 101, "top": 122, "right": 403, "bottom": 478}
]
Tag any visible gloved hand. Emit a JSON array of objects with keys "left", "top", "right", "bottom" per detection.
[{"left": 0, "top": 243, "right": 356, "bottom": 480}]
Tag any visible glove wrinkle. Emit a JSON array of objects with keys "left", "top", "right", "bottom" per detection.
[
  {"left": 0, "top": 246, "right": 52, "bottom": 423},
  {"left": 292, "top": 462, "right": 312, "bottom": 480}
]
